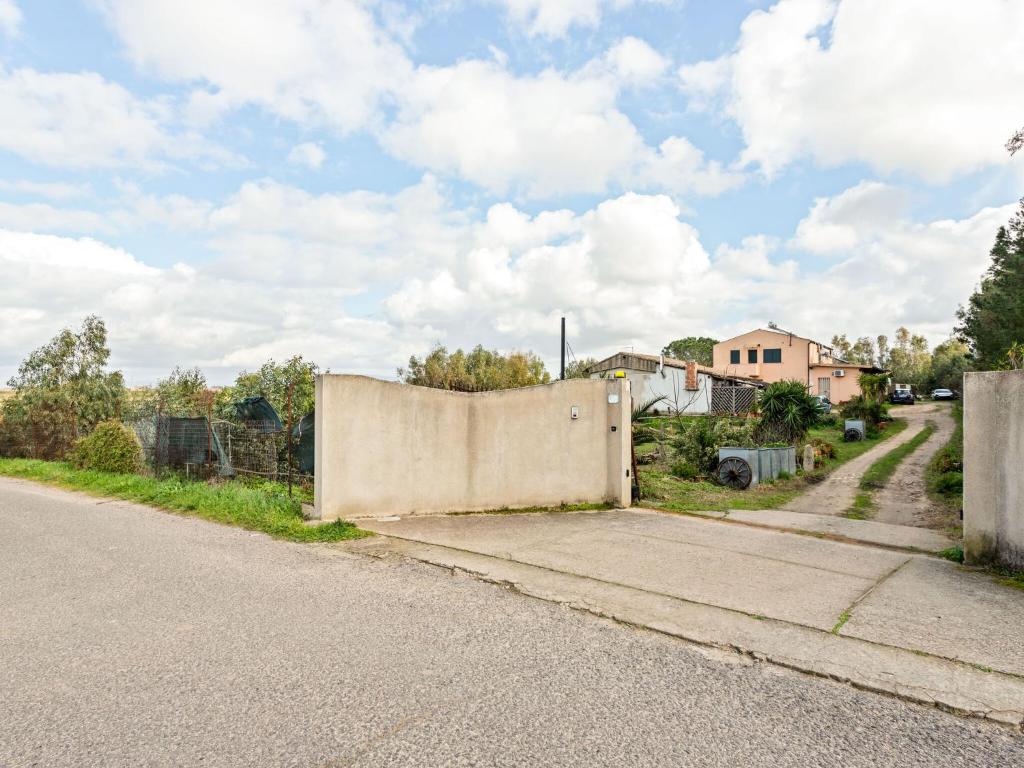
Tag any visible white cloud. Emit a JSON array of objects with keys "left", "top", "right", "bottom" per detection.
[
  {"left": 498, "top": 0, "right": 666, "bottom": 39},
  {"left": 679, "top": 0, "right": 1024, "bottom": 181},
  {"left": 98, "top": 1, "right": 722, "bottom": 200},
  {"left": 98, "top": 0, "right": 411, "bottom": 135},
  {"left": 0, "top": 64, "right": 238, "bottom": 169},
  {"left": 604, "top": 36, "right": 669, "bottom": 86},
  {"left": 791, "top": 181, "right": 908, "bottom": 254},
  {"left": 0, "top": 201, "right": 111, "bottom": 235},
  {"left": 287, "top": 141, "right": 326, "bottom": 169},
  {"left": 731, "top": 185, "right": 1017, "bottom": 343},
  {"left": 384, "top": 192, "right": 719, "bottom": 353},
  {"left": 0, "top": 0, "right": 20, "bottom": 36},
  {"left": 0, "top": 179, "right": 91, "bottom": 201},
  {"left": 385, "top": 57, "right": 737, "bottom": 198},
  {"left": 384, "top": 59, "right": 644, "bottom": 197}
]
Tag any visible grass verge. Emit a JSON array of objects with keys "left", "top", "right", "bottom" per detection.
[
  {"left": 639, "top": 418, "right": 908, "bottom": 513},
  {"left": 841, "top": 422, "right": 935, "bottom": 519},
  {"left": 926, "top": 403, "right": 963, "bottom": 513},
  {"left": 0, "top": 458, "right": 369, "bottom": 543}
]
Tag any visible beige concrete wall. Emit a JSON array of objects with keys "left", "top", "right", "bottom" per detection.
[
  {"left": 314, "top": 375, "right": 631, "bottom": 520},
  {"left": 964, "top": 369, "right": 1024, "bottom": 569}
]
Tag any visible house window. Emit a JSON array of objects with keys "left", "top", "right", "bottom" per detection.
[
  {"left": 763, "top": 348, "right": 782, "bottom": 363},
  {"left": 818, "top": 377, "right": 831, "bottom": 399},
  {"left": 747, "top": 349, "right": 758, "bottom": 364},
  {"left": 730, "top": 350, "right": 740, "bottom": 364}
]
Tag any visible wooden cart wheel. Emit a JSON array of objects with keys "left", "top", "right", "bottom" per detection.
[{"left": 718, "top": 457, "right": 752, "bottom": 489}]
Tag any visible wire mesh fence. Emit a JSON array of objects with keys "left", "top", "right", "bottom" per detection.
[{"left": 1, "top": 387, "right": 315, "bottom": 494}]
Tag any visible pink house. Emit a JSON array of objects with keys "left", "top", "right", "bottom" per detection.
[{"left": 712, "top": 328, "right": 881, "bottom": 403}]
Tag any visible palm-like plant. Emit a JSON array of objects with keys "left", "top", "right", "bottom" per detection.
[
  {"left": 756, "top": 380, "right": 820, "bottom": 445},
  {"left": 632, "top": 394, "right": 667, "bottom": 422}
]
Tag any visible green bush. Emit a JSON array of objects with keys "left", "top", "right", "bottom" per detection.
[
  {"left": 932, "top": 445, "right": 962, "bottom": 474},
  {"left": 672, "top": 417, "right": 719, "bottom": 474},
  {"left": 670, "top": 461, "right": 698, "bottom": 480},
  {"left": 70, "top": 420, "right": 143, "bottom": 474},
  {"left": 712, "top": 417, "right": 757, "bottom": 448},
  {"left": 756, "top": 380, "right": 821, "bottom": 444},
  {"left": 841, "top": 395, "right": 889, "bottom": 427},
  {"left": 934, "top": 471, "right": 963, "bottom": 494}
]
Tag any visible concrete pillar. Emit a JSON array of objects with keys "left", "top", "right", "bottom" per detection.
[
  {"left": 803, "top": 444, "right": 815, "bottom": 473},
  {"left": 963, "top": 369, "right": 1024, "bottom": 568}
]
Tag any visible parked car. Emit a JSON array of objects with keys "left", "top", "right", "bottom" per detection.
[
  {"left": 813, "top": 395, "right": 832, "bottom": 414},
  {"left": 890, "top": 390, "right": 914, "bottom": 405},
  {"left": 931, "top": 388, "right": 957, "bottom": 401}
]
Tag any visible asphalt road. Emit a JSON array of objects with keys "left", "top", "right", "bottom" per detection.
[{"left": 2, "top": 477, "right": 1022, "bottom": 767}]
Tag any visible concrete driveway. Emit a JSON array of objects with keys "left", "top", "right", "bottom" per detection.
[
  {"left": 360, "top": 507, "right": 1024, "bottom": 725},
  {"left": 3, "top": 477, "right": 1024, "bottom": 766}
]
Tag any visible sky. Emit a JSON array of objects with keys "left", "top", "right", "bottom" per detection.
[{"left": 0, "top": 0, "right": 1022, "bottom": 385}]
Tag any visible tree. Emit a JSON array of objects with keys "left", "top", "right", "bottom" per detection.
[
  {"left": 857, "top": 373, "right": 888, "bottom": 404},
  {"left": 662, "top": 336, "right": 717, "bottom": 366},
  {"left": 876, "top": 335, "right": 890, "bottom": 370},
  {"left": 400, "top": 345, "right": 550, "bottom": 391},
  {"left": 564, "top": 357, "right": 598, "bottom": 379},
  {"left": 956, "top": 200, "right": 1024, "bottom": 369},
  {"left": 225, "top": 356, "right": 320, "bottom": 419},
  {"left": 1008, "top": 126, "right": 1024, "bottom": 156},
  {"left": 830, "top": 334, "right": 876, "bottom": 365},
  {"left": 154, "top": 366, "right": 209, "bottom": 416},
  {"left": 887, "top": 327, "right": 932, "bottom": 388},
  {"left": 1, "top": 316, "right": 125, "bottom": 457},
  {"left": 925, "top": 339, "right": 972, "bottom": 392}
]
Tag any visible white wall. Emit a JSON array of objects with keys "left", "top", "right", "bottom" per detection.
[
  {"left": 591, "top": 368, "right": 711, "bottom": 414},
  {"left": 314, "top": 375, "right": 632, "bottom": 520}
]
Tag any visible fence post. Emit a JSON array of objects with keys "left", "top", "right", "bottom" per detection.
[
  {"left": 206, "top": 392, "right": 213, "bottom": 476},
  {"left": 286, "top": 381, "right": 294, "bottom": 497},
  {"left": 155, "top": 399, "right": 163, "bottom": 474}
]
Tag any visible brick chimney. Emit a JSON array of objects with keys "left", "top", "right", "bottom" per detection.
[{"left": 685, "top": 361, "right": 699, "bottom": 391}]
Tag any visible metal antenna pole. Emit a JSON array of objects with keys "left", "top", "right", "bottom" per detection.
[{"left": 560, "top": 316, "right": 566, "bottom": 380}]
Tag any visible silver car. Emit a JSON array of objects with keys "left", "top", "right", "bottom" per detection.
[
  {"left": 813, "top": 395, "right": 833, "bottom": 413},
  {"left": 931, "top": 388, "right": 956, "bottom": 401}
]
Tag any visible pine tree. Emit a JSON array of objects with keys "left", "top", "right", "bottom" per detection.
[{"left": 956, "top": 200, "right": 1024, "bottom": 369}]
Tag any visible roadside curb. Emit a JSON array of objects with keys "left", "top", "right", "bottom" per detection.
[{"left": 344, "top": 535, "right": 1024, "bottom": 730}]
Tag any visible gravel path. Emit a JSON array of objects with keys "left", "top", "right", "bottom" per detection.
[
  {"left": 2, "top": 477, "right": 1020, "bottom": 767},
  {"left": 782, "top": 405, "right": 939, "bottom": 516},
  {"left": 874, "top": 404, "right": 956, "bottom": 527}
]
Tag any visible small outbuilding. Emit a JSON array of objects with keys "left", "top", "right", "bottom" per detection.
[{"left": 588, "top": 352, "right": 764, "bottom": 415}]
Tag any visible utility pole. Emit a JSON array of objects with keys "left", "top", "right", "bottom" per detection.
[{"left": 560, "top": 316, "right": 566, "bottom": 380}]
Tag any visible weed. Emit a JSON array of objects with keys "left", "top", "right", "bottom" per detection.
[
  {"left": 937, "top": 545, "right": 964, "bottom": 563},
  {"left": 831, "top": 610, "right": 852, "bottom": 634},
  {"left": 843, "top": 493, "right": 874, "bottom": 520}
]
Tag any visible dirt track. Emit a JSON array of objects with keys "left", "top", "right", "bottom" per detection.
[
  {"left": 874, "top": 403, "right": 956, "bottom": 528},
  {"left": 782, "top": 403, "right": 951, "bottom": 522}
]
